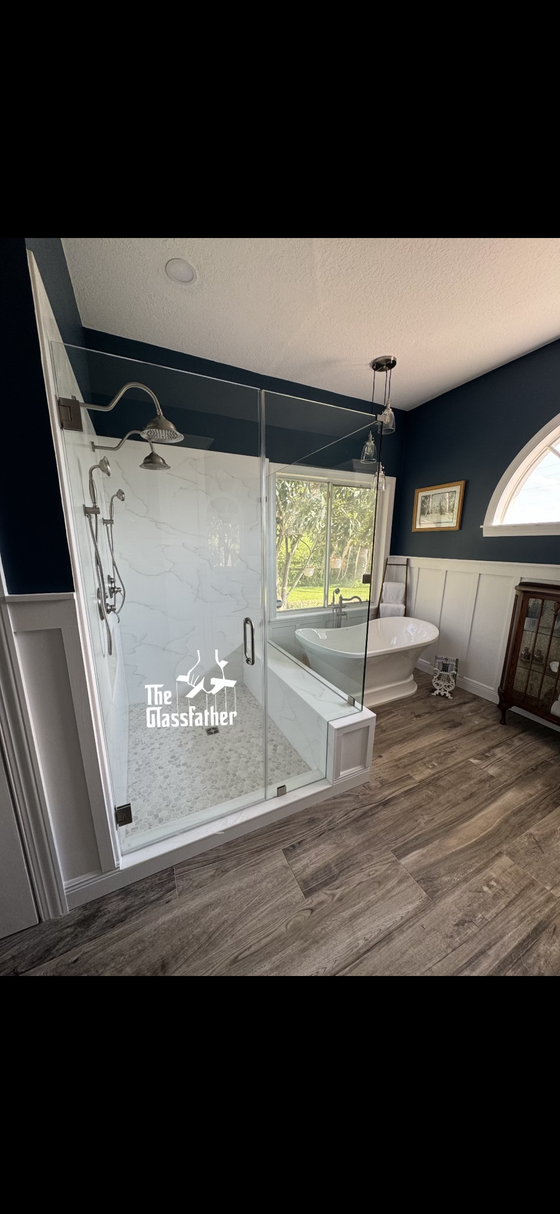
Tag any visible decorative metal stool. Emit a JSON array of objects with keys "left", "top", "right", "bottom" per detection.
[{"left": 431, "top": 655, "right": 459, "bottom": 699}]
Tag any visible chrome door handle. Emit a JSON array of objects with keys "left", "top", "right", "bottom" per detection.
[{"left": 243, "top": 617, "right": 255, "bottom": 665}]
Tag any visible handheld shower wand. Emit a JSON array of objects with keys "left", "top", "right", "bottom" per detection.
[
  {"left": 85, "top": 457, "right": 114, "bottom": 654},
  {"left": 103, "top": 489, "right": 127, "bottom": 617},
  {"left": 88, "top": 456, "right": 111, "bottom": 507},
  {"left": 108, "top": 487, "right": 125, "bottom": 523}
]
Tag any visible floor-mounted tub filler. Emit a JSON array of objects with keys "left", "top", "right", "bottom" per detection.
[{"left": 296, "top": 617, "right": 439, "bottom": 707}]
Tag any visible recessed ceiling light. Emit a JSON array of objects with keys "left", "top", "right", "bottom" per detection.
[{"left": 165, "top": 258, "right": 197, "bottom": 284}]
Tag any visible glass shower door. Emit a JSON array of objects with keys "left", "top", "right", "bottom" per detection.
[{"left": 52, "top": 342, "right": 267, "bottom": 852}]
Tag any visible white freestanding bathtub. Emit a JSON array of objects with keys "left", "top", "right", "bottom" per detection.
[{"left": 295, "top": 617, "right": 439, "bottom": 707}]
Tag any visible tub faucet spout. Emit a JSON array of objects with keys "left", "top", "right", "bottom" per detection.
[{"left": 332, "top": 588, "right": 362, "bottom": 627}]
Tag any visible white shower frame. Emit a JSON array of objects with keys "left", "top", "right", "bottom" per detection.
[{"left": 10, "top": 252, "right": 375, "bottom": 915}]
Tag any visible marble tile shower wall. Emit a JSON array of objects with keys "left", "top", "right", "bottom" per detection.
[{"left": 93, "top": 441, "right": 263, "bottom": 704}]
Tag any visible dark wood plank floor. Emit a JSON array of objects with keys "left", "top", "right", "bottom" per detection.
[{"left": 2, "top": 673, "right": 559, "bottom": 977}]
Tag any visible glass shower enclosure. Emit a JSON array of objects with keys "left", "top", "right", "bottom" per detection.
[{"left": 51, "top": 342, "right": 383, "bottom": 856}]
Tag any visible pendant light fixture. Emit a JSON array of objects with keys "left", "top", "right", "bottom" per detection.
[
  {"left": 360, "top": 430, "right": 378, "bottom": 466},
  {"left": 370, "top": 355, "right": 397, "bottom": 433}
]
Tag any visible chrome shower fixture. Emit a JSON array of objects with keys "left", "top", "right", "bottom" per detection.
[
  {"left": 108, "top": 488, "right": 126, "bottom": 522},
  {"left": 140, "top": 445, "right": 171, "bottom": 471},
  {"left": 88, "top": 456, "right": 111, "bottom": 505},
  {"left": 370, "top": 355, "right": 397, "bottom": 434},
  {"left": 58, "top": 381, "right": 184, "bottom": 443},
  {"left": 90, "top": 431, "right": 171, "bottom": 470},
  {"left": 103, "top": 489, "right": 126, "bottom": 619},
  {"left": 84, "top": 458, "right": 116, "bottom": 654}
]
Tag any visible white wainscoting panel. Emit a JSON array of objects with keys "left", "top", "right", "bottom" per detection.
[
  {"left": 411, "top": 566, "right": 446, "bottom": 664},
  {"left": 0, "top": 740, "right": 38, "bottom": 938},
  {"left": 395, "top": 555, "right": 560, "bottom": 705},
  {"left": 466, "top": 571, "right": 516, "bottom": 696},
  {"left": 7, "top": 595, "right": 117, "bottom": 882},
  {"left": 327, "top": 708, "right": 376, "bottom": 785}
]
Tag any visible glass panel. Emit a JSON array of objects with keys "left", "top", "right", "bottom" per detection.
[
  {"left": 264, "top": 389, "right": 389, "bottom": 798},
  {"left": 513, "top": 597, "right": 560, "bottom": 707},
  {"left": 52, "top": 342, "right": 267, "bottom": 854},
  {"left": 328, "top": 483, "right": 377, "bottom": 603},
  {"left": 50, "top": 345, "right": 396, "bottom": 843},
  {"left": 547, "top": 604, "right": 560, "bottom": 716},
  {"left": 525, "top": 599, "right": 560, "bottom": 705},
  {"left": 514, "top": 597, "right": 541, "bottom": 696},
  {"left": 504, "top": 448, "right": 560, "bottom": 524},
  {"left": 275, "top": 476, "right": 328, "bottom": 610}
]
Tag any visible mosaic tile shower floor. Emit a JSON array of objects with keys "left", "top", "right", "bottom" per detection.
[{"left": 123, "top": 684, "right": 312, "bottom": 842}]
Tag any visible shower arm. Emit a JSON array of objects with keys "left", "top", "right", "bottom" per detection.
[
  {"left": 84, "top": 382, "right": 164, "bottom": 417},
  {"left": 92, "top": 429, "right": 144, "bottom": 452}
]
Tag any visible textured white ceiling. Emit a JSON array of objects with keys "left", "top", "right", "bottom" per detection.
[{"left": 62, "top": 237, "right": 560, "bottom": 411}]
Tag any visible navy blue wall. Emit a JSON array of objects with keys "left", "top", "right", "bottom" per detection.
[
  {"left": 0, "top": 239, "right": 74, "bottom": 593},
  {"left": 391, "top": 340, "right": 560, "bottom": 565}
]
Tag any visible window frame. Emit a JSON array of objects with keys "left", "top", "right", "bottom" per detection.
[
  {"left": 483, "top": 413, "right": 560, "bottom": 538},
  {"left": 267, "top": 462, "right": 395, "bottom": 621}
]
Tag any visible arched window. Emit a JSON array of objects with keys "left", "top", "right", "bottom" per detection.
[{"left": 483, "top": 414, "right": 560, "bottom": 537}]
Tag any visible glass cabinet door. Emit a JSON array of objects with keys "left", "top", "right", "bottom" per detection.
[
  {"left": 513, "top": 597, "right": 541, "bottom": 696},
  {"left": 514, "top": 596, "right": 560, "bottom": 713},
  {"left": 531, "top": 599, "right": 560, "bottom": 713}
]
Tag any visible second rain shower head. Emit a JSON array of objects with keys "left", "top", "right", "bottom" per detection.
[{"left": 140, "top": 446, "right": 171, "bottom": 471}]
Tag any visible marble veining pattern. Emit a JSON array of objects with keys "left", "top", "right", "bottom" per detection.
[
  {"left": 244, "top": 641, "right": 357, "bottom": 774},
  {"left": 123, "top": 683, "right": 311, "bottom": 843},
  {"left": 99, "top": 442, "right": 263, "bottom": 705}
]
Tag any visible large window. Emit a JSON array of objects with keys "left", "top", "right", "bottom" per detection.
[
  {"left": 483, "top": 415, "right": 560, "bottom": 538},
  {"left": 275, "top": 473, "right": 377, "bottom": 610}
]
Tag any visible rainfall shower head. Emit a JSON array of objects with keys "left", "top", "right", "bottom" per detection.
[
  {"left": 140, "top": 446, "right": 170, "bottom": 471},
  {"left": 141, "top": 414, "right": 184, "bottom": 444},
  {"left": 73, "top": 380, "right": 184, "bottom": 444}
]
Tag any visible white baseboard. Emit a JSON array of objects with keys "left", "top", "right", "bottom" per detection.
[
  {"left": 415, "top": 657, "right": 499, "bottom": 703},
  {"left": 415, "top": 657, "right": 560, "bottom": 732}
]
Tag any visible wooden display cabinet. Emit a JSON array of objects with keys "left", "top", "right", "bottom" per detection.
[{"left": 498, "top": 581, "right": 560, "bottom": 726}]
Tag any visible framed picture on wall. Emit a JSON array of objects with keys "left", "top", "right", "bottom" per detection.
[{"left": 412, "top": 481, "right": 465, "bottom": 532}]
